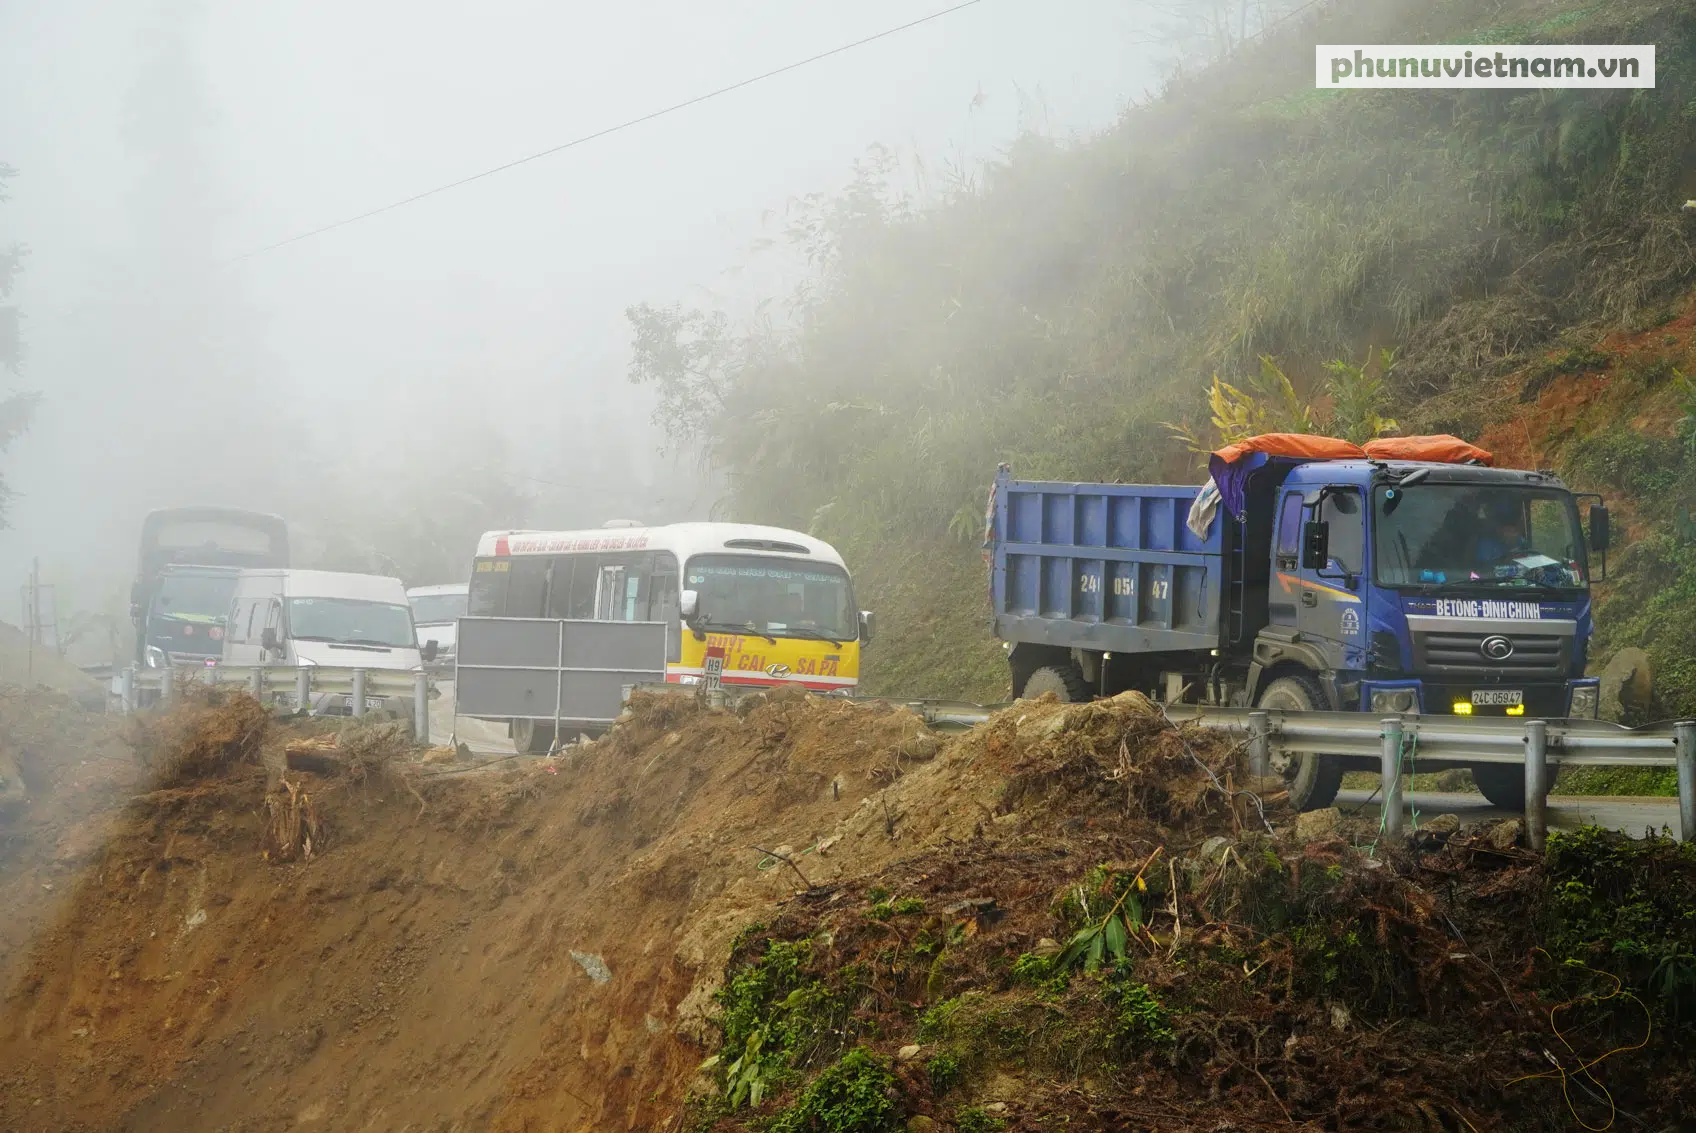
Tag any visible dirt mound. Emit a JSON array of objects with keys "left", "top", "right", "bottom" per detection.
[
  {"left": 0, "top": 687, "right": 1689, "bottom": 1132},
  {"left": 0, "top": 685, "right": 139, "bottom": 983}
]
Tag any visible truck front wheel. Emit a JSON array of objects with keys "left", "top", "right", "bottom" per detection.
[
  {"left": 1471, "top": 762, "right": 1559, "bottom": 811},
  {"left": 1256, "top": 675, "right": 1344, "bottom": 812},
  {"left": 1019, "top": 663, "right": 1092, "bottom": 703}
]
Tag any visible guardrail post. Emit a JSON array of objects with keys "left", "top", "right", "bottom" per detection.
[
  {"left": 296, "top": 667, "right": 311, "bottom": 714},
  {"left": 160, "top": 666, "right": 175, "bottom": 707},
  {"left": 248, "top": 667, "right": 263, "bottom": 699},
  {"left": 120, "top": 666, "right": 137, "bottom": 715},
  {"left": 414, "top": 670, "right": 430, "bottom": 744},
  {"left": 1248, "top": 710, "right": 1271, "bottom": 778},
  {"left": 1525, "top": 720, "right": 1549, "bottom": 852},
  {"left": 351, "top": 669, "right": 366, "bottom": 718},
  {"left": 1380, "top": 717, "right": 1404, "bottom": 839},
  {"left": 1675, "top": 720, "right": 1696, "bottom": 843}
]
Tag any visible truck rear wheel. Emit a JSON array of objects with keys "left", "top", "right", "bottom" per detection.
[
  {"left": 511, "top": 719, "right": 555, "bottom": 755},
  {"left": 1020, "top": 663, "right": 1092, "bottom": 703},
  {"left": 1256, "top": 675, "right": 1344, "bottom": 812},
  {"left": 1471, "top": 762, "right": 1559, "bottom": 811}
]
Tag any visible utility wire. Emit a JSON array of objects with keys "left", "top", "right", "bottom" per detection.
[{"left": 231, "top": 0, "right": 990, "bottom": 262}]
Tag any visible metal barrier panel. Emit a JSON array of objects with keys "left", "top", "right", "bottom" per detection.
[{"left": 455, "top": 617, "right": 667, "bottom": 725}]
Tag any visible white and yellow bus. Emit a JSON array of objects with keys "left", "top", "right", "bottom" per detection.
[{"left": 469, "top": 520, "right": 871, "bottom": 728}]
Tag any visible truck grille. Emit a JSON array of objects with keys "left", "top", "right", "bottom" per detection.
[{"left": 1411, "top": 629, "right": 1568, "bottom": 679}]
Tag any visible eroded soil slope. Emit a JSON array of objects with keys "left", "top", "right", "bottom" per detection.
[{"left": 0, "top": 688, "right": 1690, "bottom": 1132}]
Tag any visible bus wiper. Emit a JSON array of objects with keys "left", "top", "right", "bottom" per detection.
[
  {"left": 695, "top": 620, "right": 778, "bottom": 645},
  {"left": 776, "top": 626, "right": 846, "bottom": 648}
]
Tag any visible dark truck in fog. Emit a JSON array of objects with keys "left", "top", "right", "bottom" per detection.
[{"left": 132, "top": 507, "right": 290, "bottom": 672}]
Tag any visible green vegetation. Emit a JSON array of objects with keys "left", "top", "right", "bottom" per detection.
[
  {"left": 1544, "top": 828, "right": 1696, "bottom": 1027},
  {"left": 953, "top": 1105, "right": 1008, "bottom": 1133},
  {"left": 627, "top": 0, "right": 1696, "bottom": 705},
  {"left": 706, "top": 938, "right": 853, "bottom": 1111},
  {"left": 688, "top": 825, "right": 1696, "bottom": 1129},
  {"left": 765, "top": 1049, "right": 900, "bottom": 1133}
]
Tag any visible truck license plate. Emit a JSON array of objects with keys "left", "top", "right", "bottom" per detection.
[{"left": 1471, "top": 689, "right": 1523, "bottom": 706}]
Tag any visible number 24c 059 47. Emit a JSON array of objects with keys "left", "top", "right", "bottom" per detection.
[{"left": 1078, "top": 573, "right": 1142, "bottom": 597}]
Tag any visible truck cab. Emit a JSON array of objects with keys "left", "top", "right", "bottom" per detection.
[{"left": 138, "top": 564, "right": 241, "bottom": 669}]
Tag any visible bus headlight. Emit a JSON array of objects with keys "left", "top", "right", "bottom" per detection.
[
  {"left": 1569, "top": 684, "right": 1599, "bottom": 719},
  {"left": 145, "top": 646, "right": 166, "bottom": 669},
  {"left": 1370, "top": 688, "right": 1417, "bottom": 713}
]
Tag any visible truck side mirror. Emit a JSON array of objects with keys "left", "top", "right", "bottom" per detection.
[
  {"left": 422, "top": 639, "right": 439, "bottom": 662},
  {"left": 858, "top": 610, "right": 875, "bottom": 644},
  {"left": 1301, "top": 520, "right": 1330, "bottom": 571},
  {"left": 261, "top": 626, "right": 280, "bottom": 652},
  {"left": 680, "top": 589, "right": 700, "bottom": 621},
  {"left": 1589, "top": 505, "right": 1610, "bottom": 553}
]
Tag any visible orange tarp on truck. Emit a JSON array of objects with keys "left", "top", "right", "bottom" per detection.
[
  {"left": 1362, "top": 435, "right": 1494, "bottom": 466},
  {"left": 1210, "top": 433, "right": 1366, "bottom": 465}
]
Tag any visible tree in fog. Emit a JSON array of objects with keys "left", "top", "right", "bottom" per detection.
[{"left": 0, "top": 162, "right": 39, "bottom": 528}]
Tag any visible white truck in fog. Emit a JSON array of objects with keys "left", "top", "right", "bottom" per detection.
[
  {"left": 221, "top": 569, "right": 438, "bottom": 715},
  {"left": 406, "top": 583, "right": 467, "bottom": 673}
]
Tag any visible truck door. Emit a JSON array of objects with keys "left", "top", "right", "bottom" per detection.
[
  {"left": 1296, "top": 488, "right": 1366, "bottom": 650},
  {"left": 1269, "top": 490, "right": 1303, "bottom": 627}
]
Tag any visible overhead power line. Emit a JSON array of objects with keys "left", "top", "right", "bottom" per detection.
[{"left": 232, "top": 0, "right": 990, "bottom": 262}]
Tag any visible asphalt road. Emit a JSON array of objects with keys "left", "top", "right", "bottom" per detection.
[{"left": 1336, "top": 789, "right": 1683, "bottom": 838}]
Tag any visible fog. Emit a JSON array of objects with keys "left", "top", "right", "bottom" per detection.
[{"left": 0, "top": 0, "right": 1156, "bottom": 642}]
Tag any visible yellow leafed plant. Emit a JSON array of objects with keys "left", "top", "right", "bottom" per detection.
[{"left": 1165, "top": 350, "right": 1398, "bottom": 462}]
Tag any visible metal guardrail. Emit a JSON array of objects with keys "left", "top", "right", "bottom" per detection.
[
  {"left": 110, "top": 664, "right": 436, "bottom": 744},
  {"left": 626, "top": 683, "right": 1694, "bottom": 845}
]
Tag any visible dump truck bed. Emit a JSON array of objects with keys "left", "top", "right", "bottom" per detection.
[{"left": 989, "top": 470, "right": 1226, "bottom": 654}]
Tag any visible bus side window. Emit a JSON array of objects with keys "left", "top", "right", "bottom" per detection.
[
  {"left": 649, "top": 555, "right": 680, "bottom": 662},
  {"left": 612, "top": 552, "right": 654, "bottom": 622},
  {"left": 567, "top": 557, "right": 599, "bottom": 619},
  {"left": 507, "top": 556, "right": 549, "bottom": 617}
]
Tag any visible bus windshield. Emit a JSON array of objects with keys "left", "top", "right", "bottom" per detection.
[
  {"left": 154, "top": 572, "right": 239, "bottom": 621},
  {"left": 287, "top": 598, "right": 417, "bottom": 648},
  {"left": 1374, "top": 485, "right": 1587, "bottom": 590},
  {"left": 684, "top": 555, "right": 856, "bottom": 641}
]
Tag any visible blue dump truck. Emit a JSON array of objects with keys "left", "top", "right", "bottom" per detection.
[{"left": 985, "top": 434, "right": 1610, "bottom": 812}]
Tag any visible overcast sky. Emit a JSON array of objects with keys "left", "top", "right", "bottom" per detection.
[{"left": 0, "top": 0, "right": 1157, "bottom": 612}]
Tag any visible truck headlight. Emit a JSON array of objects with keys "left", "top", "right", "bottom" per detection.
[
  {"left": 1568, "top": 685, "right": 1599, "bottom": 719},
  {"left": 1370, "top": 688, "right": 1417, "bottom": 713},
  {"left": 145, "top": 645, "right": 166, "bottom": 669}
]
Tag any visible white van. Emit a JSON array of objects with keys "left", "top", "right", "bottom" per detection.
[
  {"left": 222, "top": 569, "right": 438, "bottom": 715},
  {"left": 406, "top": 583, "right": 467, "bottom": 671}
]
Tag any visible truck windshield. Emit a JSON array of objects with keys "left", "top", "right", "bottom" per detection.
[
  {"left": 684, "top": 555, "right": 856, "bottom": 641},
  {"left": 154, "top": 573, "right": 239, "bottom": 620},
  {"left": 1374, "top": 485, "right": 1587, "bottom": 590},
  {"left": 287, "top": 598, "right": 417, "bottom": 648},
  {"left": 409, "top": 593, "right": 467, "bottom": 625}
]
